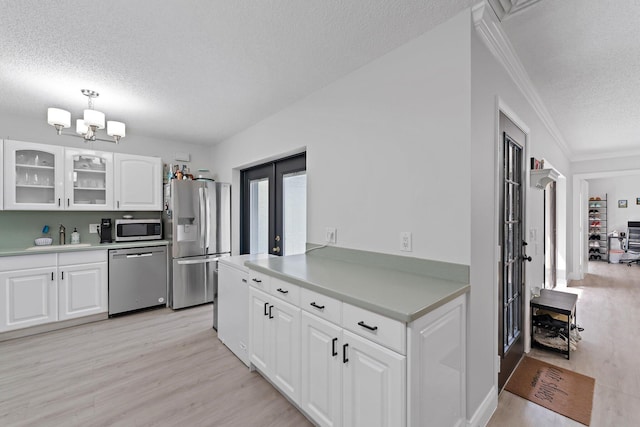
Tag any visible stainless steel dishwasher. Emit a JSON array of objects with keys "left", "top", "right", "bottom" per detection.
[{"left": 108, "top": 246, "right": 168, "bottom": 315}]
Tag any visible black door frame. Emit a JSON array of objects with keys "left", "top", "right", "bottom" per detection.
[
  {"left": 498, "top": 121, "right": 528, "bottom": 391},
  {"left": 240, "top": 153, "right": 306, "bottom": 255}
]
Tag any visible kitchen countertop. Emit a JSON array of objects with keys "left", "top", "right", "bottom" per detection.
[
  {"left": 219, "top": 253, "right": 275, "bottom": 271},
  {"left": 0, "top": 240, "right": 170, "bottom": 257},
  {"left": 245, "top": 246, "right": 470, "bottom": 323}
]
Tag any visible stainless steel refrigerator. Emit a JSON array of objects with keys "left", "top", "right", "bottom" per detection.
[{"left": 163, "top": 180, "right": 230, "bottom": 327}]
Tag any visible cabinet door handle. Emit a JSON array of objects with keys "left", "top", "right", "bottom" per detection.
[
  {"left": 252, "top": 278, "right": 262, "bottom": 283},
  {"left": 343, "top": 343, "right": 349, "bottom": 363},
  {"left": 67, "top": 198, "right": 70, "bottom": 207},
  {"left": 276, "top": 288, "right": 288, "bottom": 294},
  {"left": 117, "top": 201, "right": 120, "bottom": 209},
  {"left": 61, "top": 271, "right": 64, "bottom": 280},
  {"left": 332, "top": 338, "right": 338, "bottom": 357},
  {"left": 358, "top": 321, "right": 378, "bottom": 332},
  {"left": 242, "top": 278, "right": 247, "bottom": 283},
  {"left": 57, "top": 198, "right": 61, "bottom": 207},
  {"left": 263, "top": 302, "right": 269, "bottom": 316},
  {"left": 51, "top": 272, "right": 54, "bottom": 281},
  {"left": 268, "top": 305, "right": 274, "bottom": 319},
  {"left": 310, "top": 302, "right": 325, "bottom": 310}
]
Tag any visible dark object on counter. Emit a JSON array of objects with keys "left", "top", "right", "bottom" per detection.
[{"left": 100, "top": 218, "right": 113, "bottom": 243}]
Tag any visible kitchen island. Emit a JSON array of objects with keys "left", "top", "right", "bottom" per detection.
[{"left": 243, "top": 245, "right": 470, "bottom": 427}]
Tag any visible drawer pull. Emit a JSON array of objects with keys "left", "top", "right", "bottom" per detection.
[
  {"left": 343, "top": 343, "right": 349, "bottom": 363},
  {"left": 252, "top": 278, "right": 262, "bottom": 283},
  {"left": 358, "top": 321, "right": 378, "bottom": 332},
  {"left": 276, "top": 288, "right": 289, "bottom": 294},
  {"left": 268, "top": 305, "right": 274, "bottom": 319},
  {"left": 310, "top": 302, "right": 325, "bottom": 310},
  {"left": 332, "top": 338, "right": 338, "bottom": 357},
  {"left": 263, "top": 302, "right": 269, "bottom": 316}
]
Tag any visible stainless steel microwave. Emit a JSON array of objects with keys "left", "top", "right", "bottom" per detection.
[{"left": 115, "top": 219, "right": 162, "bottom": 242}]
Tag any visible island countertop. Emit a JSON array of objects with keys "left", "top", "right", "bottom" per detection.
[{"left": 245, "top": 246, "right": 470, "bottom": 323}]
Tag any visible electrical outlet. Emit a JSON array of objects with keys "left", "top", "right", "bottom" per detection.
[
  {"left": 89, "top": 224, "right": 100, "bottom": 234},
  {"left": 325, "top": 227, "right": 337, "bottom": 244},
  {"left": 400, "top": 232, "right": 412, "bottom": 252}
]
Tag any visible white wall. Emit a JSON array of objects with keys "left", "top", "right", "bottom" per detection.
[
  {"left": 210, "top": 11, "right": 472, "bottom": 265},
  {"left": 588, "top": 175, "right": 640, "bottom": 232},
  {"left": 0, "top": 112, "right": 213, "bottom": 173},
  {"left": 470, "top": 17, "right": 571, "bottom": 419}
]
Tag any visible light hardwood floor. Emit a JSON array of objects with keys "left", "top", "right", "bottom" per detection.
[
  {"left": 0, "top": 305, "right": 312, "bottom": 427},
  {"left": 489, "top": 261, "right": 640, "bottom": 426},
  {"left": 4, "top": 261, "right": 638, "bottom": 427}
]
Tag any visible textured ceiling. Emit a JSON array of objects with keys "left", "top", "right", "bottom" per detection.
[
  {"left": 0, "top": 0, "right": 473, "bottom": 146},
  {"left": 502, "top": 0, "right": 640, "bottom": 159},
  {"left": 2, "top": 1, "right": 635, "bottom": 159}
]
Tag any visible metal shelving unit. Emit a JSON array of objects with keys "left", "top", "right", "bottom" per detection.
[{"left": 588, "top": 194, "right": 607, "bottom": 261}]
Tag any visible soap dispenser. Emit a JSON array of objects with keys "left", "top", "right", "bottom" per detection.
[
  {"left": 71, "top": 227, "right": 80, "bottom": 244},
  {"left": 59, "top": 224, "right": 66, "bottom": 245}
]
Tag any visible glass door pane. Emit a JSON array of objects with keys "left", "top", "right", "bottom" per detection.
[
  {"left": 72, "top": 154, "right": 107, "bottom": 206},
  {"left": 249, "top": 178, "right": 269, "bottom": 254},
  {"left": 282, "top": 171, "right": 307, "bottom": 255},
  {"left": 15, "top": 149, "right": 56, "bottom": 205}
]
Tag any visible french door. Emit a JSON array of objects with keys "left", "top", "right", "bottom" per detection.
[
  {"left": 498, "top": 117, "right": 530, "bottom": 391},
  {"left": 240, "top": 153, "right": 306, "bottom": 256}
]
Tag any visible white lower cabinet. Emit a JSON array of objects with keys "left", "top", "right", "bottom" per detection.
[
  {"left": 301, "top": 311, "right": 406, "bottom": 427},
  {"left": 342, "top": 329, "right": 406, "bottom": 427},
  {"left": 249, "top": 269, "right": 466, "bottom": 427},
  {"left": 0, "top": 267, "right": 57, "bottom": 331},
  {"left": 58, "top": 262, "right": 107, "bottom": 321},
  {"left": 301, "top": 312, "right": 342, "bottom": 427},
  {"left": 0, "top": 251, "right": 108, "bottom": 333},
  {"left": 249, "top": 286, "right": 301, "bottom": 404}
]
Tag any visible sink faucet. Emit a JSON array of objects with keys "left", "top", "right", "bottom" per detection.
[{"left": 59, "top": 224, "right": 66, "bottom": 245}]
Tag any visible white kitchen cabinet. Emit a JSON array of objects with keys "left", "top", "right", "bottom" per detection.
[
  {"left": 408, "top": 297, "right": 466, "bottom": 427},
  {"left": 3, "top": 140, "right": 65, "bottom": 210},
  {"left": 0, "top": 251, "right": 108, "bottom": 333},
  {"left": 301, "top": 309, "right": 405, "bottom": 427},
  {"left": 114, "top": 153, "right": 162, "bottom": 211},
  {"left": 249, "top": 287, "right": 271, "bottom": 372},
  {"left": 343, "top": 330, "right": 406, "bottom": 427},
  {"left": 301, "top": 311, "right": 343, "bottom": 427},
  {"left": 248, "top": 267, "right": 466, "bottom": 427},
  {"left": 271, "top": 295, "right": 301, "bottom": 401},
  {"left": 248, "top": 286, "right": 301, "bottom": 405},
  {"left": 64, "top": 149, "right": 114, "bottom": 210},
  {"left": 218, "top": 262, "right": 250, "bottom": 366},
  {"left": 0, "top": 267, "right": 57, "bottom": 331},
  {"left": 57, "top": 251, "right": 108, "bottom": 321}
]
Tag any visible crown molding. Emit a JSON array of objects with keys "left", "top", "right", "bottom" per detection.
[
  {"left": 570, "top": 147, "right": 640, "bottom": 163},
  {"left": 472, "top": 1, "right": 573, "bottom": 159},
  {"left": 488, "top": 0, "right": 543, "bottom": 21}
]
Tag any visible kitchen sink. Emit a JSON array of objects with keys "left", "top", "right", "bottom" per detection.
[{"left": 27, "top": 243, "right": 92, "bottom": 251}]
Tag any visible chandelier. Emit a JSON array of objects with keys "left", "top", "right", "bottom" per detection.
[{"left": 47, "top": 89, "right": 126, "bottom": 143}]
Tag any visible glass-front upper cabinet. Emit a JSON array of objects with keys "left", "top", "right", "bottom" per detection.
[
  {"left": 3, "top": 140, "right": 65, "bottom": 210},
  {"left": 64, "top": 149, "right": 113, "bottom": 210}
]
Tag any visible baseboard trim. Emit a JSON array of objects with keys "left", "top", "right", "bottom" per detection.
[
  {"left": 467, "top": 385, "right": 498, "bottom": 427},
  {"left": 0, "top": 312, "right": 108, "bottom": 342}
]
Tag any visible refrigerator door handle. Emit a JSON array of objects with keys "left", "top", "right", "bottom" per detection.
[
  {"left": 199, "top": 186, "right": 206, "bottom": 249},
  {"left": 176, "top": 257, "right": 220, "bottom": 265},
  {"left": 204, "top": 185, "right": 211, "bottom": 252}
]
